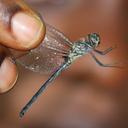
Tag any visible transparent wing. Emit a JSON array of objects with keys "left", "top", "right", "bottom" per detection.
[
  {"left": 16, "top": 24, "right": 72, "bottom": 74},
  {"left": 46, "top": 24, "right": 73, "bottom": 48}
]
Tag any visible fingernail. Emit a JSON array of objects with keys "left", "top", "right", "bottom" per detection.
[
  {"left": 0, "top": 57, "right": 18, "bottom": 93},
  {"left": 11, "top": 12, "right": 44, "bottom": 47}
]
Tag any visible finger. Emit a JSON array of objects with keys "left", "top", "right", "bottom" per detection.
[
  {"left": 0, "top": 0, "right": 46, "bottom": 50},
  {"left": 0, "top": 53, "right": 18, "bottom": 93}
]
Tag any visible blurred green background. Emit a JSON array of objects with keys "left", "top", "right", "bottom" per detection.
[{"left": 0, "top": 0, "right": 128, "bottom": 128}]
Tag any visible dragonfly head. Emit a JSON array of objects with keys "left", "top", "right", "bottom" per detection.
[
  {"left": 71, "top": 33, "right": 100, "bottom": 57},
  {"left": 87, "top": 33, "right": 100, "bottom": 48}
]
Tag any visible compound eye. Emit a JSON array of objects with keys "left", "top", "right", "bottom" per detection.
[{"left": 91, "top": 33, "right": 100, "bottom": 46}]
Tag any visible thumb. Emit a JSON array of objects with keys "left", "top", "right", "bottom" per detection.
[{"left": 0, "top": 0, "right": 46, "bottom": 50}]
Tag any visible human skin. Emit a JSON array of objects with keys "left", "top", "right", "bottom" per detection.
[
  {"left": 0, "top": 0, "right": 45, "bottom": 93},
  {"left": 16, "top": 0, "right": 127, "bottom": 127},
  {"left": 0, "top": 0, "right": 128, "bottom": 128}
]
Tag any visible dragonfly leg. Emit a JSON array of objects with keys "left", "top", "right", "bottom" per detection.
[
  {"left": 19, "top": 63, "right": 68, "bottom": 118},
  {"left": 90, "top": 52, "right": 121, "bottom": 68},
  {"left": 94, "top": 46, "right": 116, "bottom": 55}
]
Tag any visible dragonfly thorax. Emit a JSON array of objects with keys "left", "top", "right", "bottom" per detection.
[
  {"left": 68, "top": 41, "right": 91, "bottom": 63},
  {"left": 68, "top": 33, "right": 100, "bottom": 64}
]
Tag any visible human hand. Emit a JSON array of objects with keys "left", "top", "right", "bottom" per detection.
[{"left": 0, "top": 0, "right": 45, "bottom": 93}]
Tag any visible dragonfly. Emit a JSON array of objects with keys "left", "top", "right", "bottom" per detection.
[{"left": 17, "top": 24, "right": 117, "bottom": 118}]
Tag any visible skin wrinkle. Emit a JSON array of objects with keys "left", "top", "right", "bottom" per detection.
[{"left": 0, "top": 52, "right": 6, "bottom": 66}]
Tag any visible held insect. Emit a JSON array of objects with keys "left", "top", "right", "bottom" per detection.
[{"left": 16, "top": 24, "right": 117, "bottom": 118}]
